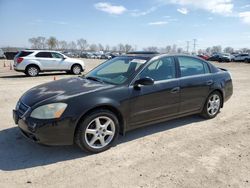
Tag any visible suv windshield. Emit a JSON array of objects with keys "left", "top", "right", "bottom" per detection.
[{"left": 86, "top": 56, "right": 148, "bottom": 85}]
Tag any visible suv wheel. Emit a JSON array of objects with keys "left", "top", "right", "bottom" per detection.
[
  {"left": 25, "top": 66, "right": 39, "bottom": 77},
  {"left": 75, "top": 110, "right": 119, "bottom": 153},
  {"left": 72, "top": 64, "right": 82, "bottom": 75},
  {"left": 244, "top": 59, "right": 249, "bottom": 63},
  {"left": 201, "top": 91, "right": 222, "bottom": 119}
]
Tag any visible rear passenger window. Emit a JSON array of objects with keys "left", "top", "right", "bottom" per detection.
[
  {"left": 35, "top": 52, "right": 52, "bottom": 58},
  {"left": 17, "top": 51, "right": 33, "bottom": 57},
  {"left": 178, "top": 57, "right": 210, "bottom": 77}
]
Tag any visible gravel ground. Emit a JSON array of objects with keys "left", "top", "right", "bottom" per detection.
[{"left": 0, "top": 59, "right": 249, "bottom": 188}]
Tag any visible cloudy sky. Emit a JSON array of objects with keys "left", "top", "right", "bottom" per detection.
[{"left": 0, "top": 0, "right": 250, "bottom": 50}]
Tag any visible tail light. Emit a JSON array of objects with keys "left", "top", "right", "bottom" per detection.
[{"left": 17, "top": 57, "right": 23, "bottom": 63}]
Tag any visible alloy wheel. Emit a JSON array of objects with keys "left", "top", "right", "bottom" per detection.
[
  {"left": 73, "top": 65, "right": 81, "bottom": 74},
  {"left": 28, "top": 67, "right": 38, "bottom": 76},
  {"left": 84, "top": 116, "right": 115, "bottom": 149},
  {"left": 207, "top": 94, "right": 220, "bottom": 116}
]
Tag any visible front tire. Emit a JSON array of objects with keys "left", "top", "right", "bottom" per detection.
[
  {"left": 75, "top": 110, "right": 119, "bottom": 153},
  {"left": 25, "top": 66, "right": 39, "bottom": 77},
  {"left": 201, "top": 91, "right": 222, "bottom": 119}
]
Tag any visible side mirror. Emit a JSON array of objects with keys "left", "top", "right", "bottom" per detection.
[
  {"left": 134, "top": 77, "right": 154, "bottom": 88},
  {"left": 62, "top": 57, "right": 66, "bottom": 60}
]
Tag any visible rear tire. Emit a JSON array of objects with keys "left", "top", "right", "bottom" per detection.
[
  {"left": 75, "top": 109, "right": 119, "bottom": 153},
  {"left": 25, "top": 65, "right": 39, "bottom": 77},
  {"left": 71, "top": 64, "right": 82, "bottom": 75},
  {"left": 201, "top": 91, "right": 222, "bottom": 119}
]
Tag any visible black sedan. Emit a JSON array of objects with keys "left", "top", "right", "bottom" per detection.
[{"left": 13, "top": 53, "right": 233, "bottom": 153}]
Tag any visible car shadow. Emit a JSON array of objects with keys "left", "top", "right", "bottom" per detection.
[
  {"left": 0, "top": 115, "right": 204, "bottom": 171},
  {"left": 0, "top": 72, "right": 75, "bottom": 79}
]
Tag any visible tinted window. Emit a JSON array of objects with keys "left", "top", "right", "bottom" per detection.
[
  {"left": 51, "top": 52, "right": 63, "bottom": 59},
  {"left": 17, "top": 51, "right": 33, "bottom": 57},
  {"left": 35, "top": 52, "right": 52, "bottom": 58},
  {"left": 139, "top": 57, "right": 176, "bottom": 81},
  {"left": 178, "top": 57, "right": 210, "bottom": 77},
  {"left": 87, "top": 57, "right": 147, "bottom": 85}
]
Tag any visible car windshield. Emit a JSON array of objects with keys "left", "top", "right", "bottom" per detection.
[{"left": 85, "top": 56, "right": 148, "bottom": 85}]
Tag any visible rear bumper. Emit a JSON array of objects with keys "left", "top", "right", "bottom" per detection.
[{"left": 13, "top": 110, "right": 76, "bottom": 145}]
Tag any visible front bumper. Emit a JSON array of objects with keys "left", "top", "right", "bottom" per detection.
[{"left": 13, "top": 110, "right": 76, "bottom": 145}]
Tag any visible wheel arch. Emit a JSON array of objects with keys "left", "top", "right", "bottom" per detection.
[
  {"left": 25, "top": 63, "right": 41, "bottom": 71},
  {"left": 74, "top": 104, "right": 125, "bottom": 139},
  {"left": 71, "top": 63, "right": 84, "bottom": 71},
  {"left": 208, "top": 89, "right": 224, "bottom": 108}
]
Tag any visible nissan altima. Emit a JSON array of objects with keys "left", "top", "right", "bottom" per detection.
[{"left": 13, "top": 53, "right": 233, "bottom": 153}]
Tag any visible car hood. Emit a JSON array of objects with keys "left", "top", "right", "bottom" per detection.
[{"left": 20, "top": 77, "right": 113, "bottom": 107}]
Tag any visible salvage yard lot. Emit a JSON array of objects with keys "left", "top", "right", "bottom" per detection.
[{"left": 0, "top": 59, "right": 250, "bottom": 188}]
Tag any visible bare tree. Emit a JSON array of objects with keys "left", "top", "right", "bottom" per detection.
[
  {"left": 117, "top": 43, "right": 125, "bottom": 53},
  {"left": 68, "top": 41, "right": 77, "bottom": 50},
  {"left": 77, "top": 39, "right": 88, "bottom": 51},
  {"left": 105, "top": 45, "right": 110, "bottom": 52},
  {"left": 29, "top": 36, "right": 46, "bottom": 49},
  {"left": 58, "top": 40, "right": 68, "bottom": 50},
  {"left": 211, "top": 46, "right": 222, "bottom": 54},
  {"left": 165, "top": 45, "right": 171, "bottom": 53},
  {"left": 112, "top": 46, "right": 118, "bottom": 52},
  {"left": 206, "top": 47, "right": 212, "bottom": 54},
  {"left": 143, "top": 46, "right": 158, "bottom": 52},
  {"left": 241, "top": 48, "right": 250, "bottom": 53},
  {"left": 124, "top": 44, "right": 132, "bottom": 53},
  {"left": 89, "top": 44, "right": 98, "bottom": 51},
  {"left": 47, "top": 36, "right": 58, "bottom": 50},
  {"left": 98, "top": 43, "right": 104, "bottom": 51},
  {"left": 224, "top": 47, "right": 234, "bottom": 53},
  {"left": 171, "top": 44, "right": 177, "bottom": 53}
]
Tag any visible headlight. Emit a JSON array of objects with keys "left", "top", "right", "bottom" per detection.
[{"left": 30, "top": 103, "right": 67, "bottom": 119}]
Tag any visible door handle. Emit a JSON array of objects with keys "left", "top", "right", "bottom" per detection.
[
  {"left": 171, "top": 87, "right": 180, "bottom": 94},
  {"left": 206, "top": 80, "right": 214, "bottom": 86}
]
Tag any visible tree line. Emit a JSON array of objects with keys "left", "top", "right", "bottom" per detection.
[
  {"left": 28, "top": 36, "right": 135, "bottom": 53},
  {"left": 29, "top": 36, "right": 250, "bottom": 54}
]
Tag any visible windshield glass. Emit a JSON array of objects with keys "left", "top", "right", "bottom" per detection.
[{"left": 86, "top": 56, "right": 148, "bottom": 85}]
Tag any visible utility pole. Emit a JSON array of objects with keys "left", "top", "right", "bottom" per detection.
[
  {"left": 193, "top": 39, "right": 197, "bottom": 54},
  {"left": 186, "top": 41, "right": 190, "bottom": 54}
]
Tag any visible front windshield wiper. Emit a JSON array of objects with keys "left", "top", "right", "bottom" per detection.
[{"left": 85, "top": 76, "right": 104, "bottom": 83}]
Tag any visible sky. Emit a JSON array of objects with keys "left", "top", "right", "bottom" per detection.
[{"left": 0, "top": 0, "right": 250, "bottom": 50}]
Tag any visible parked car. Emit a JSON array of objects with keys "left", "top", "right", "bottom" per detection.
[
  {"left": 208, "top": 53, "right": 234, "bottom": 62},
  {"left": 197, "top": 54, "right": 210, "bottom": 60},
  {"left": 14, "top": 50, "right": 85, "bottom": 76},
  {"left": 13, "top": 53, "right": 233, "bottom": 153},
  {"left": 233, "top": 54, "right": 250, "bottom": 63}
]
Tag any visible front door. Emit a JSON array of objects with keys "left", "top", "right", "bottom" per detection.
[{"left": 128, "top": 56, "right": 180, "bottom": 126}]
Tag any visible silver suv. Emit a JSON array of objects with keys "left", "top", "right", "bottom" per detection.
[{"left": 14, "top": 50, "right": 85, "bottom": 76}]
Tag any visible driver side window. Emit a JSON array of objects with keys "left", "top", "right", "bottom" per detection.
[{"left": 139, "top": 57, "right": 176, "bottom": 81}]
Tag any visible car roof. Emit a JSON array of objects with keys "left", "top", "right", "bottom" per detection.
[
  {"left": 122, "top": 53, "right": 206, "bottom": 60},
  {"left": 21, "top": 50, "right": 62, "bottom": 53}
]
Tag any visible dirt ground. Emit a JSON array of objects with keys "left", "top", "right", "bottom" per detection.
[{"left": 0, "top": 58, "right": 249, "bottom": 188}]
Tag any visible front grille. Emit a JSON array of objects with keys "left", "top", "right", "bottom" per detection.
[{"left": 17, "top": 102, "right": 30, "bottom": 117}]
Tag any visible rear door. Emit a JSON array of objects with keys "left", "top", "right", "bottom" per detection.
[
  {"left": 128, "top": 56, "right": 180, "bottom": 126},
  {"left": 177, "top": 56, "right": 212, "bottom": 113}
]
